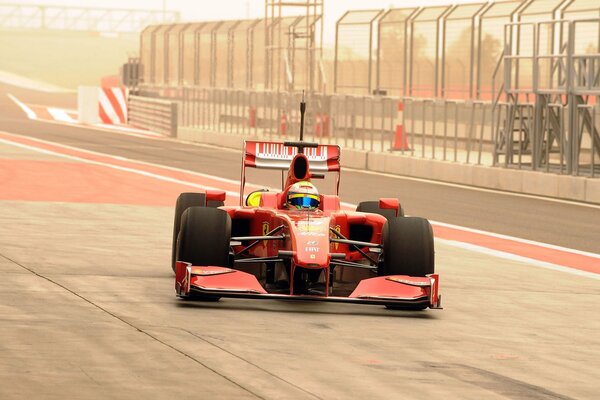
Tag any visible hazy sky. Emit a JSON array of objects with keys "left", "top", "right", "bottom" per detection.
[{"left": 21, "top": 0, "right": 485, "bottom": 43}]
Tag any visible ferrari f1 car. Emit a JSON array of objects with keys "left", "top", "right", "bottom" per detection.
[{"left": 173, "top": 102, "right": 441, "bottom": 310}]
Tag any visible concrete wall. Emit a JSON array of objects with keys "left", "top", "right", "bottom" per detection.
[{"left": 178, "top": 127, "right": 600, "bottom": 205}]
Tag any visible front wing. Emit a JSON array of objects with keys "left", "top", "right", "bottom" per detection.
[{"left": 175, "top": 262, "right": 442, "bottom": 309}]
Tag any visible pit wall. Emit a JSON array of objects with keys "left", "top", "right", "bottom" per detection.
[{"left": 178, "top": 127, "right": 600, "bottom": 205}]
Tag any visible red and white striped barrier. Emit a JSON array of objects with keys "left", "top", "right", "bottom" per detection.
[{"left": 99, "top": 87, "right": 128, "bottom": 125}]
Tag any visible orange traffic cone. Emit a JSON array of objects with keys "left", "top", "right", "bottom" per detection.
[
  {"left": 391, "top": 124, "right": 410, "bottom": 151},
  {"left": 280, "top": 113, "right": 287, "bottom": 136},
  {"left": 391, "top": 101, "right": 410, "bottom": 151},
  {"left": 248, "top": 106, "right": 257, "bottom": 128}
]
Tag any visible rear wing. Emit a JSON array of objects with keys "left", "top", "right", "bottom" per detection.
[
  {"left": 243, "top": 141, "right": 341, "bottom": 171},
  {"left": 240, "top": 140, "right": 342, "bottom": 204}
]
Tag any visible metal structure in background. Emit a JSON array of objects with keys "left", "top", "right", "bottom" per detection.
[
  {"left": 133, "top": 0, "right": 600, "bottom": 178},
  {"left": 334, "top": 10, "right": 383, "bottom": 95},
  {"left": 376, "top": 8, "right": 419, "bottom": 97},
  {"left": 336, "top": 0, "right": 600, "bottom": 102},
  {"left": 120, "top": 56, "right": 142, "bottom": 89},
  {"left": 494, "top": 17, "right": 600, "bottom": 175},
  {"left": 265, "top": 0, "right": 323, "bottom": 93},
  {"left": 141, "top": 1, "right": 323, "bottom": 94},
  {"left": 0, "top": 3, "right": 179, "bottom": 32}
]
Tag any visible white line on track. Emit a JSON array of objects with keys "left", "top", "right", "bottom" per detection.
[
  {"left": 437, "top": 239, "right": 600, "bottom": 280},
  {"left": 98, "top": 124, "right": 163, "bottom": 136},
  {"left": 1, "top": 130, "right": 598, "bottom": 279},
  {"left": 0, "top": 136, "right": 242, "bottom": 200},
  {"left": 432, "top": 220, "right": 600, "bottom": 260},
  {"left": 0, "top": 130, "right": 260, "bottom": 190},
  {"left": 47, "top": 108, "right": 76, "bottom": 123},
  {"left": 8, "top": 93, "right": 164, "bottom": 139},
  {"left": 7, "top": 93, "right": 37, "bottom": 120}
]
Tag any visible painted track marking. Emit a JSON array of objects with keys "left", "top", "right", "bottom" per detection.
[
  {"left": 7, "top": 92, "right": 162, "bottom": 138},
  {"left": 7, "top": 93, "right": 37, "bottom": 120}
]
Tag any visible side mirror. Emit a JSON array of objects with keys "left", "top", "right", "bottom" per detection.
[{"left": 379, "top": 198, "right": 400, "bottom": 217}]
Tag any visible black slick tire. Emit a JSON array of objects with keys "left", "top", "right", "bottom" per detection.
[
  {"left": 381, "top": 217, "right": 434, "bottom": 310},
  {"left": 172, "top": 193, "right": 206, "bottom": 272},
  {"left": 176, "top": 207, "right": 232, "bottom": 302},
  {"left": 176, "top": 207, "right": 232, "bottom": 268},
  {"left": 381, "top": 217, "right": 434, "bottom": 277}
]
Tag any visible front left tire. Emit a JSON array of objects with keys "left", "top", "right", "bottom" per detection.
[
  {"left": 175, "top": 207, "right": 232, "bottom": 302},
  {"left": 176, "top": 207, "right": 232, "bottom": 268},
  {"left": 171, "top": 193, "right": 206, "bottom": 272}
]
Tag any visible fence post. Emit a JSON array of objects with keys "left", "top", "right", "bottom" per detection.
[{"left": 171, "top": 102, "right": 178, "bottom": 137}]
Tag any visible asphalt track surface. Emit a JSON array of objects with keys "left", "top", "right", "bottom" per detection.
[{"left": 0, "top": 82, "right": 599, "bottom": 399}]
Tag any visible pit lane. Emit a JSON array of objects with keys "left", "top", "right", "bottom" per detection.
[{"left": 0, "top": 84, "right": 599, "bottom": 399}]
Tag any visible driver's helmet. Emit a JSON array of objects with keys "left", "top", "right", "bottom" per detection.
[{"left": 286, "top": 181, "right": 320, "bottom": 210}]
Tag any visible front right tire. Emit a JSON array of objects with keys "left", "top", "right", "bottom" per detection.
[
  {"left": 381, "top": 216, "right": 434, "bottom": 277},
  {"left": 381, "top": 217, "right": 434, "bottom": 310}
]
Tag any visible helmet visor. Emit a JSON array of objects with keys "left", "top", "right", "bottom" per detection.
[{"left": 288, "top": 194, "right": 320, "bottom": 209}]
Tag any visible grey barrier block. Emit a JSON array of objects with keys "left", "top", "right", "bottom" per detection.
[
  {"left": 495, "top": 168, "right": 525, "bottom": 193},
  {"left": 340, "top": 149, "right": 368, "bottom": 170},
  {"left": 471, "top": 165, "right": 500, "bottom": 190},
  {"left": 557, "top": 175, "right": 587, "bottom": 202},
  {"left": 382, "top": 153, "right": 411, "bottom": 176},
  {"left": 521, "top": 171, "right": 560, "bottom": 198},
  {"left": 472, "top": 166, "right": 525, "bottom": 193},
  {"left": 585, "top": 178, "right": 600, "bottom": 204},
  {"left": 380, "top": 153, "right": 474, "bottom": 187},
  {"left": 366, "top": 151, "right": 386, "bottom": 172},
  {"left": 431, "top": 160, "right": 473, "bottom": 186}
]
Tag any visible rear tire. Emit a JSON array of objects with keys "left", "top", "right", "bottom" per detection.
[
  {"left": 356, "top": 200, "right": 405, "bottom": 219},
  {"left": 172, "top": 193, "right": 206, "bottom": 272}
]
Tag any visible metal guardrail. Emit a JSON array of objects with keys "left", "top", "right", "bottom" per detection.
[
  {"left": 139, "top": 86, "right": 495, "bottom": 164},
  {"left": 128, "top": 95, "right": 178, "bottom": 137},
  {"left": 137, "top": 81, "right": 600, "bottom": 175},
  {"left": 402, "top": 98, "right": 494, "bottom": 164}
]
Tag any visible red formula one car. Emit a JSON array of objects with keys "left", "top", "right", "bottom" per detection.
[{"left": 173, "top": 104, "right": 441, "bottom": 311}]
